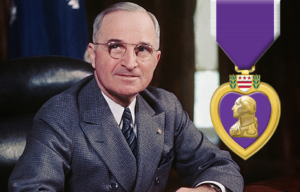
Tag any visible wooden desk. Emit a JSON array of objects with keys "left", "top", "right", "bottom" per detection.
[
  {"left": 166, "top": 169, "right": 300, "bottom": 192},
  {"left": 244, "top": 173, "right": 300, "bottom": 192}
]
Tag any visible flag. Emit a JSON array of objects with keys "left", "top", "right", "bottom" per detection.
[{"left": 8, "top": 0, "right": 89, "bottom": 60}]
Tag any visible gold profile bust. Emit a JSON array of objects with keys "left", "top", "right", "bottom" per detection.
[{"left": 230, "top": 96, "right": 258, "bottom": 138}]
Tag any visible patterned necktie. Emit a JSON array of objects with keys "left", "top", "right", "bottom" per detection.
[{"left": 122, "top": 108, "right": 137, "bottom": 158}]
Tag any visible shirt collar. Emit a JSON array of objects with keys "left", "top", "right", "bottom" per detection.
[{"left": 101, "top": 91, "right": 136, "bottom": 125}]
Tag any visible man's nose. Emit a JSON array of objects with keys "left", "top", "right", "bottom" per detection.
[{"left": 121, "top": 47, "right": 138, "bottom": 70}]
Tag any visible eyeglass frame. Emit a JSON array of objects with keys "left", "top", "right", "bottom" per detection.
[{"left": 93, "top": 41, "right": 159, "bottom": 61}]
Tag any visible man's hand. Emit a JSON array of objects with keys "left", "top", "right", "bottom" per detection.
[{"left": 176, "top": 185, "right": 218, "bottom": 192}]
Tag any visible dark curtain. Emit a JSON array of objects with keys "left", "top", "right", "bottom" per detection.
[
  {"left": 85, "top": 0, "right": 196, "bottom": 119},
  {"left": 0, "top": 0, "right": 9, "bottom": 61},
  {"left": 219, "top": 0, "right": 300, "bottom": 184}
]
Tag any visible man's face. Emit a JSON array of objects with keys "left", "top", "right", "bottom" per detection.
[
  {"left": 88, "top": 11, "right": 161, "bottom": 106},
  {"left": 232, "top": 98, "right": 245, "bottom": 119}
]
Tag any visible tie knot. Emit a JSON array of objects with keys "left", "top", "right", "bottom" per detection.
[{"left": 123, "top": 108, "right": 132, "bottom": 122}]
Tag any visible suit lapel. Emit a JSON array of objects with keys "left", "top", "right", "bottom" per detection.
[
  {"left": 78, "top": 78, "right": 137, "bottom": 192},
  {"left": 133, "top": 95, "right": 165, "bottom": 192}
]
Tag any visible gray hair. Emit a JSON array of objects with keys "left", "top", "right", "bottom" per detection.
[{"left": 92, "top": 2, "right": 160, "bottom": 47}]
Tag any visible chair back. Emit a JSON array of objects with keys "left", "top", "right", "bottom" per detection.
[{"left": 0, "top": 56, "right": 94, "bottom": 191}]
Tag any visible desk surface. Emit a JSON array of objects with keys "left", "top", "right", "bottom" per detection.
[{"left": 244, "top": 173, "right": 300, "bottom": 192}]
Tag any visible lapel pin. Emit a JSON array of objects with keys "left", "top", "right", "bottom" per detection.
[{"left": 157, "top": 129, "right": 162, "bottom": 135}]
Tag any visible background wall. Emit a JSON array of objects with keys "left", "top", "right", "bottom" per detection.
[{"left": 0, "top": 0, "right": 300, "bottom": 185}]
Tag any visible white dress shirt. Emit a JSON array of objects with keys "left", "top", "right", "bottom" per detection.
[{"left": 101, "top": 91, "right": 137, "bottom": 135}]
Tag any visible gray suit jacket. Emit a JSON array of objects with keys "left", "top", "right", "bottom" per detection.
[{"left": 9, "top": 76, "right": 243, "bottom": 192}]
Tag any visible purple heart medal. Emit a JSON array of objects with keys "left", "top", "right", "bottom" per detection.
[{"left": 210, "top": 0, "right": 281, "bottom": 160}]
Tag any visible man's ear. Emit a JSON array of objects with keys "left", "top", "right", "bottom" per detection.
[
  {"left": 154, "top": 50, "right": 161, "bottom": 70},
  {"left": 157, "top": 51, "right": 161, "bottom": 62},
  {"left": 88, "top": 43, "right": 96, "bottom": 68}
]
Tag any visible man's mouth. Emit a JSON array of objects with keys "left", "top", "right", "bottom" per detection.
[{"left": 118, "top": 74, "right": 138, "bottom": 77}]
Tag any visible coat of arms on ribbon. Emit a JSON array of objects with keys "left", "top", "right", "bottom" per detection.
[{"left": 209, "top": 0, "right": 281, "bottom": 160}]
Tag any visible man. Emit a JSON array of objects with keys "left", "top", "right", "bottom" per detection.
[
  {"left": 230, "top": 96, "right": 258, "bottom": 138},
  {"left": 9, "top": 2, "right": 243, "bottom": 192}
]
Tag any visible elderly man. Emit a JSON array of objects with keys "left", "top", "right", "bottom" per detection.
[{"left": 9, "top": 2, "right": 243, "bottom": 192}]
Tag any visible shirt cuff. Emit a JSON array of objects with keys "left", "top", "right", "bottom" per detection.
[{"left": 195, "top": 181, "right": 227, "bottom": 192}]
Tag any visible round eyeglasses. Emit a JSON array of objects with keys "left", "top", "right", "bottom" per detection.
[{"left": 93, "top": 42, "right": 159, "bottom": 62}]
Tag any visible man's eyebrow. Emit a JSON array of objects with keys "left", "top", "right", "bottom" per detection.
[
  {"left": 107, "top": 39, "right": 122, "bottom": 43},
  {"left": 139, "top": 42, "right": 152, "bottom": 46},
  {"left": 107, "top": 39, "right": 152, "bottom": 46}
]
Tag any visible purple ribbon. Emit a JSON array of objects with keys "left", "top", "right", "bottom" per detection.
[{"left": 215, "top": 0, "right": 279, "bottom": 70}]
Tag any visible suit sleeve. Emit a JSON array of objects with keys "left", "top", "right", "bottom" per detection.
[
  {"left": 8, "top": 103, "right": 74, "bottom": 192},
  {"left": 170, "top": 93, "right": 244, "bottom": 192}
]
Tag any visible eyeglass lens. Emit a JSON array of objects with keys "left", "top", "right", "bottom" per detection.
[{"left": 107, "top": 42, "right": 153, "bottom": 61}]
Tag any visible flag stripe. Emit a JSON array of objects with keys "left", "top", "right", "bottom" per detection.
[{"left": 239, "top": 86, "right": 251, "bottom": 88}]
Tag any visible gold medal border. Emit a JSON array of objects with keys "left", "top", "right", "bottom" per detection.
[{"left": 210, "top": 82, "right": 281, "bottom": 160}]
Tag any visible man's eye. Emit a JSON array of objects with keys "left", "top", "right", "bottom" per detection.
[
  {"left": 136, "top": 45, "right": 152, "bottom": 53},
  {"left": 108, "top": 43, "right": 124, "bottom": 50}
]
